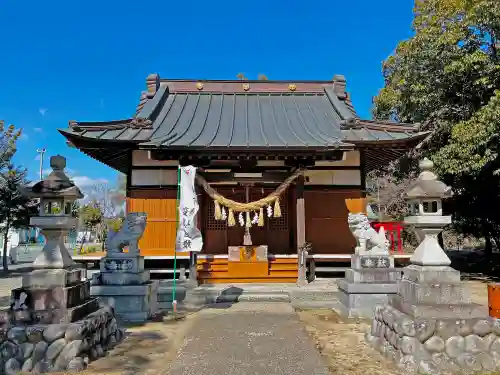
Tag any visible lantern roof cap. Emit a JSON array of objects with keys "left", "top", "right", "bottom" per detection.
[
  {"left": 405, "top": 158, "right": 452, "bottom": 199},
  {"left": 23, "top": 155, "right": 84, "bottom": 199}
]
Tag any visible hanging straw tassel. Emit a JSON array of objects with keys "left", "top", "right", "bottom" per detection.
[
  {"left": 245, "top": 211, "right": 252, "bottom": 228},
  {"left": 214, "top": 200, "right": 222, "bottom": 220},
  {"left": 273, "top": 198, "right": 282, "bottom": 218},
  {"left": 228, "top": 208, "right": 236, "bottom": 227},
  {"left": 258, "top": 207, "right": 265, "bottom": 227}
]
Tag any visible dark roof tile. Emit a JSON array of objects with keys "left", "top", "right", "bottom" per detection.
[{"left": 59, "top": 76, "right": 429, "bottom": 151}]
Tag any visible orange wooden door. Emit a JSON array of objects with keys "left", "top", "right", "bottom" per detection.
[
  {"left": 127, "top": 197, "right": 183, "bottom": 256},
  {"left": 304, "top": 189, "right": 362, "bottom": 254}
]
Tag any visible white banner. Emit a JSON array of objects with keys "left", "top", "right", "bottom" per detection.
[{"left": 175, "top": 166, "right": 203, "bottom": 252}]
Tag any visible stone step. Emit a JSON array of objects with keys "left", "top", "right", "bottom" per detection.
[
  {"left": 289, "top": 290, "right": 339, "bottom": 302},
  {"left": 216, "top": 293, "right": 291, "bottom": 303},
  {"left": 158, "top": 292, "right": 290, "bottom": 311},
  {"left": 291, "top": 300, "right": 341, "bottom": 310}
]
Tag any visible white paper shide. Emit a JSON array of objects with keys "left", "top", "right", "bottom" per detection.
[{"left": 176, "top": 166, "right": 203, "bottom": 252}]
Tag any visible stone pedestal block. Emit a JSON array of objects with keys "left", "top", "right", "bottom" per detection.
[
  {"left": 91, "top": 254, "right": 158, "bottom": 324},
  {"left": 22, "top": 268, "right": 85, "bottom": 288},
  {"left": 368, "top": 264, "right": 494, "bottom": 373},
  {"left": 91, "top": 282, "right": 158, "bottom": 324},
  {"left": 99, "top": 271, "right": 150, "bottom": 286},
  {"left": 12, "top": 281, "right": 90, "bottom": 311},
  {"left": 337, "top": 254, "right": 401, "bottom": 318}
]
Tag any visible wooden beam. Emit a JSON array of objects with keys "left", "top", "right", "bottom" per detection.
[
  {"left": 198, "top": 171, "right": 289, "bottom": 183},
  {"left": 296, "top": 175, "right": 306, "bottom": 285},
  {"left": 296, "top": 175, "right": 305, "bottom": 247}
]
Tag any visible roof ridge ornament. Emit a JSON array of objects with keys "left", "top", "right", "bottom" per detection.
[
  {"left": 68, "top": 120, "right": 83, "bottom": 132},
  {"left": 339, "top": 118, "right": 358, "bottom": 129},
  {"left": 129, "top": 117, "right": 153, "bottom": 129},
  {"left": 135, "top": 91, "right": 149, "bottom": 115},
  {"left": 146, "top": 73, "right": 160, "bottom": 94},
  {"left": 332, "top": 74, "right": 347, "bottom": 99}
]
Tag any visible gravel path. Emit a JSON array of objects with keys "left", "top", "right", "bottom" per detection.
[{"left": 166, "top": 302, "right": 330, "bottom": 375}]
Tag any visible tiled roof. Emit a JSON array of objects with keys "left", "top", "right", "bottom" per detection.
[{"left": 60, "top": 75, "right": 427, "bottom": 152}]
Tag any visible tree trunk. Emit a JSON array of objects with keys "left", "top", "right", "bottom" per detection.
[
  {"left": 78, "top": 228, "right": 87, "bottom": 253},
  {"left": 2, "top": 230, "right": 9, "bottom": 272},
  {"left": 485, "top": 234, "right": 493, "bottom": 256}
]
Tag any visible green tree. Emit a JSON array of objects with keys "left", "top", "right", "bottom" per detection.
[
  {"left": 78, "top": 203, "right": 103, "bottom": 251},
  {"left": 236, "top": 73, "right": 248, "bottom": 80},
  {"left": 0, "top": 168, "right": 38, "bottom": 271},
  {"left": 257, "top": 74, "right": 269, "bottom": 80},
  {"left": 0, "top": 121, "right": 21, "bottom": 171},
  {"left": 372, "top": 0, "right": 500, "bottom": 251}
]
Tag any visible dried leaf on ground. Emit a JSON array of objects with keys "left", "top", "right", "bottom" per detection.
[{"left": 297, "top": 309, "right": 402, "bottom": 375}]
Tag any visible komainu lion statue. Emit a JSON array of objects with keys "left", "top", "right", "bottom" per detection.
[
  {"left": 347, "top": 213, "right": 389, "bottom": 255},
  {"left": 106, "top": 212, "right": 147, "bottom": 255}
]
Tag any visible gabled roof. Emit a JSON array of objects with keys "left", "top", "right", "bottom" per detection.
[{"left": 58, "top": 74, "right": 429, "bottom": 172}]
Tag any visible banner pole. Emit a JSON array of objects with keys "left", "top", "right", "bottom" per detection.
[{"left": 172, "top": 165, "right": 181, "bottom": 313}]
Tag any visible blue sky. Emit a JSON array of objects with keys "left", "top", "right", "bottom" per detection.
[{"left": 0, "top": 0, "right": 414, "bottom": 190}]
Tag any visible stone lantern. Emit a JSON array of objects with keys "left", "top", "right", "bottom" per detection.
[
  {"left": 367, "top": 161, "right": 492, "bottom": 373},
  {"left": 23, "top": 155, "right": 83, "bottom": 269},
  {"left": 403, "top": 158, "right": 452, "bottom": 266}
]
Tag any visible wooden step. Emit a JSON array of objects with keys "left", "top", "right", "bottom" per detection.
[
  {"left": 198, "top": 277, "right": 297, "bottom": 284},
  {"left": 197, "top": 263, "right": 229, "bottom": 271},
  {"left": 268, "top": 258, "right": 297, "bottom": 264},
  {"left": 269, "top": 263, "right": 298, "bottom": 271}
]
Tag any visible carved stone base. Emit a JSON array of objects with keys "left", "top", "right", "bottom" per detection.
[
  {"left": 14, "top": 266, "right": 99, "bottom": 325},
  {"left": 91, "top": 282, "right": 158, "bottom": 324},
  {"left": 366, "top": 263, "right": 492, "bottom": 373},
  {"left": 22, "top": 268, "right": 85, "bottom": 288},
  {"left": 92, "top": 254, "right": 159, "bottom": 324},
  {"left": 337, "top": 254, "right": 401, "bottom": 318},
  {"left": 31, "top": 227, "right": 76, "bottom": 269},
  {"left": 367, "top": 305, "right": 499, "bottom": 374},
  {"left": 338, "top": 279, "right": 399, "bottom": 318},
  {"left": 0, "top": 306, "right": 121, "bottom": 373},
  {"left": 97, "top": 271, "right": 150, "bottom": 286},
  {"left": 12, "top": 281, "right": 90, "bottom": 311}
]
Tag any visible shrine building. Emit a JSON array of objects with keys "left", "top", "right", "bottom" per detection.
[{"left": 59, "top": 74, "right": 426, "bottom": 284}]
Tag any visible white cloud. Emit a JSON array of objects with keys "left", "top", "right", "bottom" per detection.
[
  {"left": 34, "top": 127, "right": 43, "bottom": 133},
  {"left": 72, "top": 176, "right": 108, "bottom": 187},
  {"left": 41, "top": 168, "right": 76, "bottom": 178},
  {"left": 38, "top": 108, "right": 48, "bottom": 116}
]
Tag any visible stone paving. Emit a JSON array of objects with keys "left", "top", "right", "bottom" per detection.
[{"left": 165, "top": 302, "right": 330, "bottom": 375}]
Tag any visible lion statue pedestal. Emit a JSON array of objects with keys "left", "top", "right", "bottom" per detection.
[
  {"left": 90, "top": 212, "right": 159, "bottom": 324},
  {"left": 337, "top": 213, "right": 402, "bottom": 318}
]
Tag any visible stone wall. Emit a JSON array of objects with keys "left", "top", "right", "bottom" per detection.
[
  {"left": 0, "top": 306, "right": 123, "bottom": 374},
  {"left": 367, "top": 305, "right": 500, "bottom": 373}
]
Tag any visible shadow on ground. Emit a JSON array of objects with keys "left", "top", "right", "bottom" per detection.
[
  {"left": 85, "top": 316, "right": 192, "bottom": 375},
  {"left": 448, "top": 250, "right": 500, "bottom": 282}
]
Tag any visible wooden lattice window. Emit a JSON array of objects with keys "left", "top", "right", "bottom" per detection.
[
  {"left": 205, "top": 198, "right": 227, "bottom": 230},
  {"left": 268, "top": 191, "right": 288, "bottom": 231}
]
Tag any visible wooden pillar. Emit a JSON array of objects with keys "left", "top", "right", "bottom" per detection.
[{"left": 296, "top": 175, "right": 307, "bottom": 285}]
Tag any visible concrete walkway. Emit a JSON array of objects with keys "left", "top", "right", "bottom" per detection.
[{"left": 166, "top": 302, "right": 330, "bottom": 375}]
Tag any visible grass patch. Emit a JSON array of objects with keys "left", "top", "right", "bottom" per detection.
[{"left": 78, "top": 244, "right": 103, "bottom": 255}]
